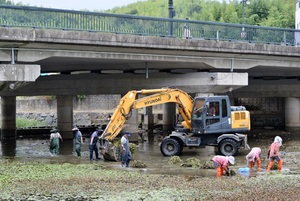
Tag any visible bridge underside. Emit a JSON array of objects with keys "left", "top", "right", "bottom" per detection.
[
  {"left": 1, "top": 28, "right": 300, "bottom": 141},
  {"left": 0, "top": 71, "right": 247, "bottom": 96}
]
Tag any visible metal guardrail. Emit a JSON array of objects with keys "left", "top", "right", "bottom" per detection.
[{"left": 1, "top": 4, "right": 300, "bottom": 46}]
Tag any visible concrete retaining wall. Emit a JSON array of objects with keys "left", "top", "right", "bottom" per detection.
[
  {"left": 13, "top": 95, "right": 163, "bottom": 127},
  {"left": 0, "top": 96, "right": 285, "bottom": 128}
]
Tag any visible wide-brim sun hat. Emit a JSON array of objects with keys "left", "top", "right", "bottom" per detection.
[
  {"left": 274, "top": 136, "right": 283, "bottom": 146},
  {"left": 228, "top": 156, "right": 235, "bottom": 165},
  {"left": 50, "top": 128, "right": 58, "bottom": 133},
  {"left": 246, "top": 153, "right": 255, "bottom": 162}
]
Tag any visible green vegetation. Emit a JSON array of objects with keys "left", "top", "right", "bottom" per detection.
[
  {"left": 0, "top": 0, "right": 296, "bottom": 29},
  {"left": 16, "top": 117, "right": 47, "bottom": 128},
  {"left": 108, "top": 0, "right": 296, "bottom": 28},
  {"left": 76, "top": 95, "right": 86, "bottom": 101},
  {"left": 0, "top": 160, "right": 299, "bottom": 200}
]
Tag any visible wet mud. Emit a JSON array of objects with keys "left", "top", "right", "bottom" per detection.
[
  {"left": 0, "top": 128, "right": 299, "bottom": 176},
  {"left": 1, "top": 128, "right": 300, "bottom": 200}
]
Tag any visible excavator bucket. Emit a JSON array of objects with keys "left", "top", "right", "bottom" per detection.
[{"left": 99, "top": 139, "right": 121, "bottom": 161}]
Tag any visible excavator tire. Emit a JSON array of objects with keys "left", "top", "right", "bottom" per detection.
[
  {"left": 218, "top": 138, "right": 238, "bottom": 156},
  {"left": 160, "top": 138, "right": 182, "bottom": 156}
]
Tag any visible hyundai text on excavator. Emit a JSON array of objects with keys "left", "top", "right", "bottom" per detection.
[{"left": 99, "top": 87, "right": 250, "bottom": 161}]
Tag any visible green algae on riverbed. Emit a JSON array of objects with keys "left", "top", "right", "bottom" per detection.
[{"left": 1, "top": 161, "right": 300, "bottom": 201}]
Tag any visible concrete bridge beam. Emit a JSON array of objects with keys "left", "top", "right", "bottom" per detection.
[
  {"left": 0, "top": 64, "right": 40, "bottom": 91},
  {"left": 0, "top": 72, "right": 248, "bottom": 96}
]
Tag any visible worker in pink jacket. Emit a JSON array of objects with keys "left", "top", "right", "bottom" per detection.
[
  {"left": 212, "top": 155, "right": 235, "bottom": 177},
  {"left": 245, "top": 147, "right": 261, "bottom": 170},
  {"left": 267, "top": 136, "right": 283, "bottom": 172}
]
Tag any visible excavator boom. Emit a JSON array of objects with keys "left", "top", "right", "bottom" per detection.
[{"left": 100, "top": 87, "right": 193, "bottom": 141}]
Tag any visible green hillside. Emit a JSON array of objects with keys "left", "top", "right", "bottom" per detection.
[
  {"left": 0, "top": 0, "right": 296, "bottom": 28},
  {"left": 105, "top": 0, "right": 295, "bottom": 28}
]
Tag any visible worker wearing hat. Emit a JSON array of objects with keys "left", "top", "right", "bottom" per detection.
[
  {"left": 121, "top": 131, "right": 132, "bottom": 167},
  {"left": 49, "top": 128, "right": 63, "bottom": 156},
  {"left": 267, "top": 136, "right": 283, "bottom": 172},
  {"left": 246, "top": 147, "right": 261, "bottom": 171},
  {"left": 72, "top": 126, "right": 83, "bottom": 158},
  {"left": 212, "top": 155, "right": 235, "bottom": 177}
]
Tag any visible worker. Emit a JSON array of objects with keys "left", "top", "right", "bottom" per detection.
[
  {"left": 138, "top": 121, "right": 145, "bottom": 143},
  {"left": 72, "top": 126, "right": 83, "bottom": 158},
  {"left": 208, "top": 103, "right": 216, "bottom": 116},
  {"left": 49, "top": 128, "right": 63, "bottom": 156},
  {"left": 121, "top": 131, "right": 132, "bottom": 167},
  {"left": 245, "top": 147, "right": 261, "bottom": 171},
  {"left": 89, "top": 127, "right": 102, "bottom": 160},
  {"left": 267, "top": 136, "right": 283, "bottom": 172},
  {"left": 212, "top": 155, "right": 235, "bottom": 177}
]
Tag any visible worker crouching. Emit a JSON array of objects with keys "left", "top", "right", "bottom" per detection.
[
  {"left": 246, "top": 147, "right": 261, "bottom": 171},
  {"left": 212, "top": 155, "right": 235, "bottom": 177},
  {"left": 267, "top": 136, "right": 283, "bottom": 172}
]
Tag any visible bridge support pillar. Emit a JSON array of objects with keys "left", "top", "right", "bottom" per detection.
[
  {"left": 123, "top": 109, "right": 139, "bottom": 142},
  {"left": 162, "top": 103, "right": 176, "bottom": 134},
  {"left": 57, "top": 95, "right": 73, "bottom": 140},
  {"left": 144, "top": 107, "right": 155, "bottom": 144},
  {"left": 1, "top": 96, "right": 16, "bottom": 141},
  {"left": 285, "top": 97, "right": 300, "bottom": 132}
]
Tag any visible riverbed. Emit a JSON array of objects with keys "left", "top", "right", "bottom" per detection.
[{"left": 0, "top": 128, "right": 300, "bottom": 200}]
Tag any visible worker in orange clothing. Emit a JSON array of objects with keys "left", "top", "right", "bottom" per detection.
[
  {"left": 212, "top": 155, "right": 235, "bottom": 177},
  {"left": 267, "top": 136, "right": 283, "bottom": 172},
  {"left": 246, "top": 147, "right": 261, "bottom": 171}
]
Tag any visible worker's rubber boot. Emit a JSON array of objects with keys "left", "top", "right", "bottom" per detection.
[
  {"left": 267, "top": 161, "right": 274, "bottom": 172},
  {"left": 216, "top": 167, "right": 222, "bottom": 177},
  {"left": 221, "top": 167, "right": 225, "bottom": 176},
  {"left": 257, "top": 159, "right": 261, "bottom": 171},
  {"left": 249, "top": 161, "right": 253, "bottom": 169},
  {"left": 278, "top": 160, "right": 283, "bottom": 172}
]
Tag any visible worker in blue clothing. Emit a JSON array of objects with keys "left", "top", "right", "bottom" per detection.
[
  {"left": 89, "top": 127, "right": 102, "bottom": 160},
  {"left": 121, "top": 131, "right": 132, "bottom": 167}
]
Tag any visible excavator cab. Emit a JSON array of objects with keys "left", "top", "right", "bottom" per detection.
[
  {"left": 191, "top": 96, "right": 249, "bottom": 135},
  {"left": 191, "top": 96, "right": 225, "bottom": 134},
  {"left": 191, "top": 97, "right": 205, "bottom": 133},
  {"left": 161, "top": 95, "right": 250, "bottom": 157}
]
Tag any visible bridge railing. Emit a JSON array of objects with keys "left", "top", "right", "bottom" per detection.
[{"left": 1, "top": 5, "right": 300, "bottom": 46}]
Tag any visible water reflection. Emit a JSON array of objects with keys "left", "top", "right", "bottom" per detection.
[
  {"left": 60, "top": 140, "right": 74, "bottom": 155},
  {"left": 0, "top": 133, "right": 298, "bottom": 177}
]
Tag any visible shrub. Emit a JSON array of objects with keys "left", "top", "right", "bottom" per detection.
[{"left": 16, "top": 117, "right": 47, "bottom": 128}]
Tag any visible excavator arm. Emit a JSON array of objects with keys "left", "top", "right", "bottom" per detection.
[{"left": 100, "top": 87, "right": 193, "bottom": 141}]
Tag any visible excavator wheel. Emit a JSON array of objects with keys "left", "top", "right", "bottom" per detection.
[
  {"left": 218, "top": 138, "right": 238, "bottom": 156},
  {"left": 160, "top": 138, "right": 182, "bottom": 156}
]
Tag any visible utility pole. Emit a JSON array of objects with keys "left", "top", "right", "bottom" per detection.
[
  {"left": 241, "top": 0, "right": 249, "bottom": 39},
  {"left": 168, "top": 0, "right": 175, "bottom": 37}
]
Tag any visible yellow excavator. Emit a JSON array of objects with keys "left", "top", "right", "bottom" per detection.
[{"left": 99, "top": 87, "right": 250, "bottom": 161}]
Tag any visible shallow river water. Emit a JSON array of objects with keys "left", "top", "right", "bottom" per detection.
[{"left": 0, "top": 130, "right": 299, "bottom": 177}]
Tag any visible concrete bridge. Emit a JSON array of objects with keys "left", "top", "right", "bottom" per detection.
[{"left": 1, "top": 6, "right": 300, "bottom": 140}]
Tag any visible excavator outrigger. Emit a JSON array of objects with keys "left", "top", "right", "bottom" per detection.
[{"left": 99, "top": 87, "right": 250, "bottom": 161}]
